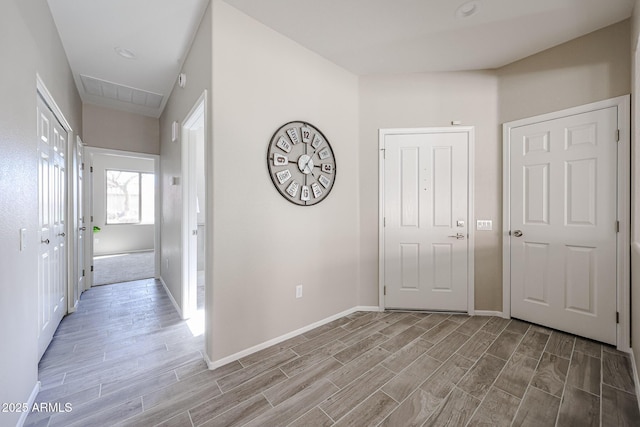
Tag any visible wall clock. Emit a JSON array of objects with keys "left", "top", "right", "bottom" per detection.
[{"left": 267, "top": 121, "right": 336, "bottom": 206}]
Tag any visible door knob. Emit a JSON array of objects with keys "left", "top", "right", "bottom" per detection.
[
  {"left": 79, "top": 226, "right": 86, "bottom": 231},
  {"left": 448, "top": 233, "right": 465, "bottom": 240},
  {"left": 58, "top": 232, "right": 66, "bottom": 237},
  {"left": 513, "top": 230, "right": 523, "bottom": 237},
  {"left": 41, "top": 238, "right": 50, "bottom": 245}
]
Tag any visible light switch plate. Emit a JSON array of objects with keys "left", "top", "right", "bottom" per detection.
[{"left": 476, "top": 220, "right": 492, "bottom": 231}]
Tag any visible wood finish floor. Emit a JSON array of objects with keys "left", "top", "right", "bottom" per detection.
[{"left": 26, "top": 279, "right": 640, "bottom": 427}]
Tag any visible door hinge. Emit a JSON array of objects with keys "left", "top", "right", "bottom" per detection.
[
  {"left": 82, "top": 269, "right": 85, "bottom": 277},
  {"left": 91, "top": 215, "right": 94, "bottom": 222},
  {"left": 616, "top": 221, "right": 620, "bottom": 233},
  {"left": 381, "top": 148, "right": 386, "bottom": 159},
  {"left": 616, "top": 312, "right": 620, "bottom": 324},
  {"left": 81, "top": 162, "right": 85, "bottom": 171},
  {"left": 616, "top": 129, "right": 620, "bottom": 142},
  {"left": 384, "top": 286, "right": 386, "bottom": 296},
  {"left": 91, "top": 265, "right": 94, "bottom": 272},
  {"left": 90, "top": 166, "right": 93, "bottom": 173},
  {"left": 384, "top": 217, "right": 386, "bottom": 227}
]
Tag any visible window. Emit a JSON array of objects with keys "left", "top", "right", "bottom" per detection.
[{"left": 106, "top": 170, "right": 155, "bottom": 224}]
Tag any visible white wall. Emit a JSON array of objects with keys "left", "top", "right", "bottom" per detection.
[
  {"left": 0, "top": 1, "right": 82, "bottom": 426},
  {"left": 208, "top": 0, "right": 360, "bottom": 361},
  {"left": 83, "top": 103, "right": 160, "bottom": 154},
  {"left": 90, "top": 153, "right": 155, "bottom": 256},
  {"left": 159, "top": 1, "right": 212, "bottom": 313},
  {"left": 359, "top": 72, "right": 500, "bottom": 310}
]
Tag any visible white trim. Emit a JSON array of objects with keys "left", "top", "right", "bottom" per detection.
[
  {"left": 17, "top": 381, "right": 41, "bottom": 427},
  {"left": 378, "top": 127, "right": 475, "bottom": 314},
  {"left": 474, "top": 310, "right": 506, "bottom": 318},
  {"left": 36, "top": 75, "right": 72, "bottom": 133},
  {"left": 206, "top": 306, "right": 376, "bottom": 370},
  {"left": 181, "top": 91, "right": 208, "bottom": 320},
  {"left": 502, "top": 95, "right": 631, "bottom": 351},
  {"left": 160, "top": 277, "right": 183, "bottom": 319}
]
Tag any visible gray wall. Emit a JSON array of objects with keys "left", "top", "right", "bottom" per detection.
[
  {"left": 208, "top": 0, "right": 360, "bottom": 361},
  {"left": 359, "top": 71, "right": 500, "bottom": 310},
  {"left": 83, "top": 103, "right": 160, "bottom": 154},
  {"left": 159, "top": 1, "right": 212, "bottom": 314},
  {"left": 0, "top": 1, "right": 82, "bottom": 425}
]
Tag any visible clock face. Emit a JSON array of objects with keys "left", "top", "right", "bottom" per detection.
[{"left": 267, "top": 121, "right": 336, "bottom": 206}]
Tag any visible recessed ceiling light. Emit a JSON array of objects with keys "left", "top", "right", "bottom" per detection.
[
  {"left": 114, "top": 47, "right": 137, "bottom": 59},
  {"left": 456, "top": 1, "right": 480, "bottom": 19}
]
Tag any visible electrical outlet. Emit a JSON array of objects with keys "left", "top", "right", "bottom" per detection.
[
  {"left": 476, "top": 220, "right": 493, "bottom": 231},
  {"left": 296, "top": 285, "right": 303, "bottom": 299}
]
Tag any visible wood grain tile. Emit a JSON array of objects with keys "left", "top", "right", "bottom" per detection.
[
  {"left": 424, "top": 387, "right": 480, "bottom": 427},
  {"left": 279, "top": 340, "right": 346, "bottom": 377},
  {"left": 334, "top": 332, "right": 389, "bottom": 364},
  {"left": 263, "top": 357, "right": 342, "bottom": 406},
  {"left": 381, "top": 338, "right": 433, "bottom": 373},
  {"left": 602, "top": 350, "right": 636, "bottom": 394},
  {"left": 481, "top": 317, "right": 510, "bottom": 335},
  {"left": 467, "top": 386, "right": 520, "bottom": 427},
  {"left": 291, "top": 327, "right": 350, "bottom": 356},
  {"left": 557, "top": 386, "right": 600, "bottom": 427},
  {"left": 455, "top": 316, "right": 490, "bottom": 336},
  {"left": 545, "top": 331, "right": 575, "bottom": 359},
  {"left": 512, "top": 386, "right": 560, "bottom": 427},
  {"left": 243, "top": 379, "right": 338, "bottom": 427},
  {"left": 238, "top": 334, "right": 308, "bottom": 367},
  {"left": 379, "top": 325, "right": 425, "bottom": 353},
  {"left": 153, "top": 411, "right": 192, "bottom": 427},
  {"left": 216, "top": 349, "right": 297, "bottom": 392},
  {"left": 515, "top": 330, "right": 550, "bottom": 359},
  {"left": 486, "top": 330, "right": 522, "bottom": 360},
  {"left": 457, "top": 331, "right": 496, "bottom": 362},
  {"left": 199, "top": 393, "right": 271, "bottom": 427},
  {"left": 378, "top": 315, "right": 420, "bottom": 337},
  {"left": 333, "top": 391, "right": 398, "bottom": 427},
  {"left": 188, "top": 368, "right": 287, "bottom": 425},
  {"left": 457, "top": 354, "right": 506, "bottom": 399},
  {"left": 567, "top": 350, "right": 601, "bottom": 395},
  {"left": 493, "top": 352, "right": 538, "bottom": 399},
  {"left": 574, "top": 337, "right": 602, "bottom": 358},
  {"left": 288, "top": 407, "right": 334, "bottom": 427},
  {"left": 382, "top": 353, "right": 442, "bottom": 402},
  {"left": 413, "top": 313, "right": 449, "bottom": 330},
  {"left": 531, "top": 352, "right": 569, "bottom": 397},
  {"left": 321, "top": 364, "right": 395, "bottom": 420},
  {"left": 419, "top": 353, "right": 474, "bottom": 399},
  {"left": 505, "top": 319, "right": 531, "bottom": 335},
  {"left": 327, "top": 346, "right": 390, "bottom": 389},
  {"left": 427, "top": 331, "right": 470, "bottom": 362},
  {"left": 602, "top": 384, "right": 640, "bottom": 427},
  {"left": 421, "top": 320, "right": 460, "bottom": 344}
]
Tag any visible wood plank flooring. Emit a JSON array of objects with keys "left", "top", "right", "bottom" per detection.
[{"left": 25, "top": 279, "right": 640, "bottom": 426}]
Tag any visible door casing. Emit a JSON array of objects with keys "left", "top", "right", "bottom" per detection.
[
  {"left": 502, "top": 95, "right": 631, "bottom": 351},
  {"left": 379, "top": 126, "right": 475, "bottom": 313}
]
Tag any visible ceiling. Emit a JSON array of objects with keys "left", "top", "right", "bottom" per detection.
[
  {"left": 225, "top": 0, "right": 634, "bottom": 74},
  {"left": 47, "top": 0, "right": 210, "bottom": 118},
  {"left": 47, "top": 0, "right": 633, "bottom": 118}
]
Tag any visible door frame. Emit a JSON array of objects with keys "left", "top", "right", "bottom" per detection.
[
  {"left": 84, "top": 146, "right": 161, "bottom": 287},
  {"left": 502, "top": 95, "right": 630, "bottom": 351},
  {"left": 181, "top": 90, "right": 208, "bottom": 319},
  {"left": 378, "top": 126, "right": 476, "bottom": 313}
]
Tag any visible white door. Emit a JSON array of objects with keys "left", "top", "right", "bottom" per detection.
[
  {"left": 382, "top": 129, "right": 471, "bottom": 311},
  {"left": 37, "top": 94, "right": 67, "bottom": 360},
  {"left": 509, "top": 107, "right": 617, "bottom": 344},
  {"left": 76, "top": 137, "right": 86, "bottom": 300}
]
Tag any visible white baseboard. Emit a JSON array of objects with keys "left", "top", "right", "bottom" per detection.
[
  {"left": 206, "top": 306, "right": 377, "bottom": 370},
  {"left": 474, "top": 310, "right": 506, "bottom": 318},
  {"left": 17, "top": 381, "right": 41, "bottom": 427},
  {"left": 160, "top": 277, "right": 183, "bottom": 319},
  {"left": 630, "top": 350, "right": 640, "bottom": 413}
]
